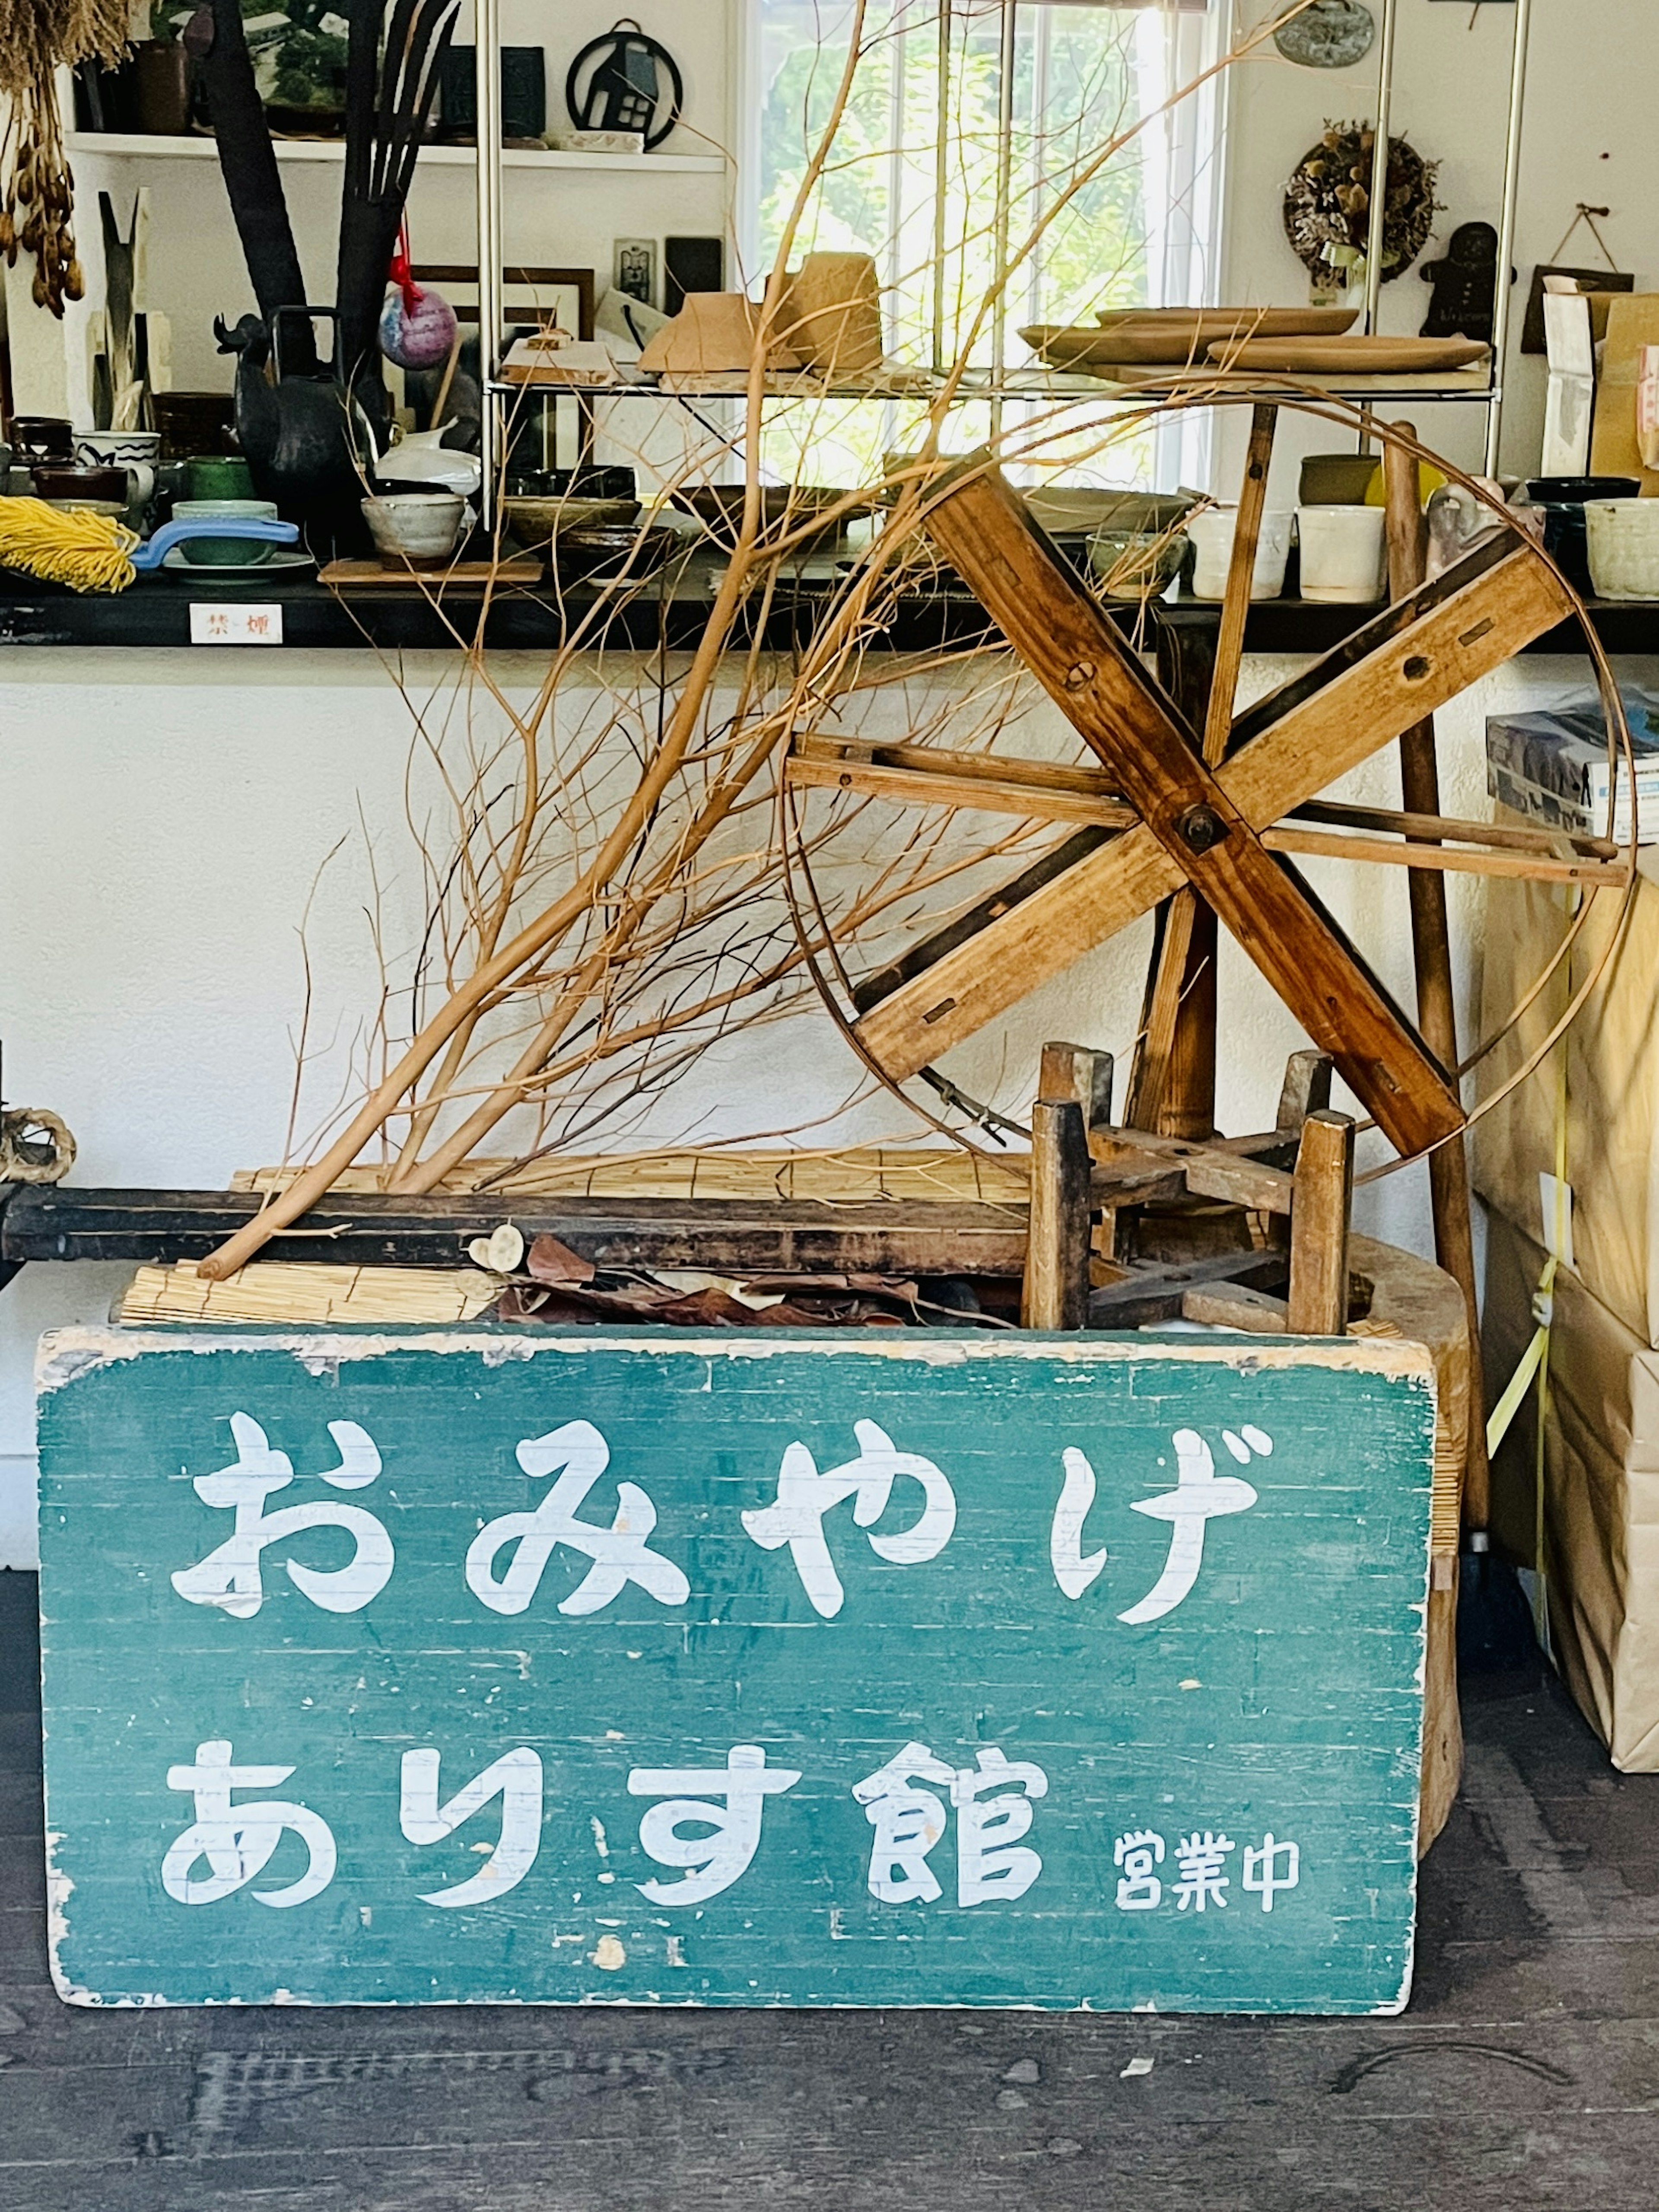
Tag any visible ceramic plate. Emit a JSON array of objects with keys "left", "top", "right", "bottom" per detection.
[
  {"left": 1274, "top": 0, "right": 1376, "bottom": 70},
  {"left": 161, "top": 547, "right": 315, "bottom": 580}
]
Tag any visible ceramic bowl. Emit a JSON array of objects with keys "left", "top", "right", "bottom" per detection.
[
  {"left": 1586, "top": 499, "right": 1659, "bottom": 601},
  {"left": 1087, "top": 526, "right": 1187, "bottom": 600},
  {"left": 362, "top": 492, "right": 469, "bottom": 569},
  {"left": 505, "top": 494, "right": 642, "bottom": 545},
  {"left": 671, "top": 485, "right": 867, "bottom": 549},
  {"left": 30, "top": 463, "right": 131, "bottom": 507},
  {"left": 172, "top": 497, "right": 280, "bottom": 566}
]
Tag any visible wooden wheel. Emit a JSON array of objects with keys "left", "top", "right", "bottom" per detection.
[{"left": 785, "top": 396, "right": 1634, "bottom": 1527}]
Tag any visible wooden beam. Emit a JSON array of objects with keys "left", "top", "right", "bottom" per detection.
[
  {"left": 854, "top": 539, "right": 1575, "bottom": 1081},
  {"left": 1087, "top": 1246, "right": 1289, "bottom": 1329},
  {"left": 794, "top": 737, "right": 1618, "bottom": 860},
  {"left": 1182, "top": 1280, "right": 1290, "bottom": 1332},
  {"left": 0, "top": 1187, "right": 1033, "bottom": 1278},
  {"left": 1287, "top": 1111, "right": 1356, "bottom": 1334},
  {"left": 916, "top": 467, "right": 1465, "bottom": 1158}
]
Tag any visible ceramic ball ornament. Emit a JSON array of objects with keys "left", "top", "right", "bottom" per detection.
[{"left": 378, "top": 226, "right": 458, "bottom": 371}]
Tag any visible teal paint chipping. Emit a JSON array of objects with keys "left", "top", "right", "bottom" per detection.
[{"left": 35, "top": 1325, "right": 1436, "bottom": 2013}]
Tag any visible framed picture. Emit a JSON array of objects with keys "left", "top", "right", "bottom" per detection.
[{"left": 412, "top": 265, "right": 595, "bottom": 344}]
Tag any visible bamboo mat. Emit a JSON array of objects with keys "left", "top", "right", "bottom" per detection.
[
  {"left": 117, "top": 1264, "right": 500, "bottom": 1327},
  {"left": 231, "top": 1146, "right": 1034, "bottom": 1206}
]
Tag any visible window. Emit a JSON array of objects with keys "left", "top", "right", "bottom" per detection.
[{"left": 740, "top": 1, "right": 1224, "bottom": 484}]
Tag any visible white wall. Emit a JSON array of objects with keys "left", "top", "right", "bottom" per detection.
[
  {"left": 1223, "top": 0, "right": 1659, "bottom": 496},
  {"left": 2, "top": 644, "right": 1636, "bottom": 1563}
]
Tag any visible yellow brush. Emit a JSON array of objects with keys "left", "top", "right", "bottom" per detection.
[
  {"left": 0, "top": 495, "right": 139, "bottom": 591},
  {"left": 0, "top": 495, "right": 299, "bottom": 591}
]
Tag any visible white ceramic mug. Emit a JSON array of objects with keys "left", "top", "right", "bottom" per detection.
[
  {"left": 75, "top": 429, "right": 159, "bottom": 510},
  {"left": 1586, "top": 498, "right": 1659, "bottom": 601},
  {"left": 1185, "top": 506, "right": 1294, "bottom": 600},
  {"left": 1297, "top": 503, "right": 1388, "bottom": 602}
]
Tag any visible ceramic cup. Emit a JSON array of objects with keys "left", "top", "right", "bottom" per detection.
[
  {"left": 1185, "top": 506, "right": 1294, "bottom": 600},
  {"left": 11, "top": 415, "right": 73, "bottom": 463},
  {"left": 75, "top": 429, "right": 161, "bottom": 510},
  {"left": 172, "top": 496, "right": 279, "bottom": 566},
  {"left": 187, "top": 454, "right": 256, "bottom": 501},
  {"left": 1299, "top": 453, "right": 1380, "bottom": 506},
  {"left": 1586, "top": 499, "right": 1659, "bottom": 601},
  {"left": 362, "top": 491, "right": 470, "bottom": 569},
  {"left": 1296, "top": 503, "right": 1388, "bottom": 603}
]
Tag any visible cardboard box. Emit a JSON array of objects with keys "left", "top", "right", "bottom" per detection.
[
  {"left": 1474, "top": 834, "right": 1659, "bottom": 1346},
  {"left": 1484, "top": 1209, "right": 1659, "bottom": 1770}
]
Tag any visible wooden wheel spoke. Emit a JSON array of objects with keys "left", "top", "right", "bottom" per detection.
[{"left": 846, "top": 465, "right": 1576, "bottom": 1131}]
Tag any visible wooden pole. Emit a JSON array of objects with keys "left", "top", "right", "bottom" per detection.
[
  {"left": 1383, "top": 428, "right": 1491, "bottom": 1531},
  {"left": 1023, "top": 1098, "right": 1091, "bottom": 1330},
  {"left": 1287, "top": 1110, "right": 1355, "bottom": 1335},
  {"left": 1127, "top": 408, "right": 1278, "bottom": 1141}
]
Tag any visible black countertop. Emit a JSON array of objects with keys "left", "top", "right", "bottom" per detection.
[{"left": 0, "top": 560, "right": 1642, "bottom": 656}]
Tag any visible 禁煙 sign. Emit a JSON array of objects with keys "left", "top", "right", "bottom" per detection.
[{"left": 36, "top": 1327, "right": 1435, "bottom": 2012}]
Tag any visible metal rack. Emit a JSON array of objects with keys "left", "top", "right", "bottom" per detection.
[
  {"left": 468, "top": 0, "right": 1536, "bottom": 524},
  {"left": 1361, "top": 0, "right": 1532, "bottom": 473}
]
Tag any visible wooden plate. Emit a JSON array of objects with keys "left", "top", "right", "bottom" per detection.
[
  {"left": 1096, "top": 306, "right": 1359, "bottom": 339},
  {"left": 1022, "top": 312, "right": 1358, "bottom": 368},
  {"left": 1205, "top": 336, "right": 1491, "bottom": 373}
]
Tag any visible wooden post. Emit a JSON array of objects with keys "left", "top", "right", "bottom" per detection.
[
  {"left": 1287, "top": 1110, "right": 1355, "bottom": 1334},
  {"left": 1038, "top": 1041, "right": 1114, "bottom": 1130},
  {"left": 1383, "top": 429, "right": 1492, "bottom": 1531},
  {"left": 1277, "top": 1049, "right": 1335, "bottom": 1134},
  {"left": 1023, "top": 1098, "right": 1091, "bottom": 1330}
]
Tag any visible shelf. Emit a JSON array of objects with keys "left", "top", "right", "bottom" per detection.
[
  {"left": 493, "top": 369, "right": 1500, "bottom": 406},
  {"left": 66, "top": 131, "right": 728, "bottom": 174}
]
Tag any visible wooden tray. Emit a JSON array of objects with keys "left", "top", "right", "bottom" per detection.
[
  {"left": 320, "top": 557, "right": 543, "bottom": 589},
  {"left": 1206, "top": 337, "right": 1491, "bottom": 374}
]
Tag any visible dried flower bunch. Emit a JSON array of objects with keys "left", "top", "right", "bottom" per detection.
[
  {"left": 1283, "top": 121, "right": 1440, "bottom": 295},
  {"left": 0, "top": 0, "right": 131, "bottom": 311}
]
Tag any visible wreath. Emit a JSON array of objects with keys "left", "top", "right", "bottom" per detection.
[{"left": 1284, "top": 123, "right": 1441, "bottom": 296}]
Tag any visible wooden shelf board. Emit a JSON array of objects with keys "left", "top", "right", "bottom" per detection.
[{"left": 67, "top": 132, "right": 727, "bottom": 174}]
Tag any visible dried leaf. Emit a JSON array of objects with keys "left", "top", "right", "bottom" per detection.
[{"left": 526, "top": 1233, "right": 596, "bottom": 1286}]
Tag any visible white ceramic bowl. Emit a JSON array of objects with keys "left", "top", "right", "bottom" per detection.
[
  {"left": 1586, "top": 498, "right": 1659, "bottom": 600},
  {"left": 1185, "top": 506, "right": 1294, "bottom": 600},
  {"left": 362, "top": 492, "right": 469, "bottom": 569},
  {"left": 1296, "top": 503, "right": 1388, "bottom": 603}
]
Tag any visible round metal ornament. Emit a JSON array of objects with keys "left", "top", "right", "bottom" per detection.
[
  {"left": 1273, "top": 1, "right": 1376, "bottom": 70},
  {"left": 565, "top": 20, "right": 684, "bottom": 151}
]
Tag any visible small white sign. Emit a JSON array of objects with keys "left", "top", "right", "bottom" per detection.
[{"left": 189, "top": 603, "right": 284, "bottom": 646}]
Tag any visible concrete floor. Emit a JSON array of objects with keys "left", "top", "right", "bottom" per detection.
[{"left": 3, "top": 1564, "right": 1656, "bottom": 2211}]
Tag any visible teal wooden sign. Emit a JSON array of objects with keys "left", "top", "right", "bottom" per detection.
[{"left": 35, "top": 1326, "right": 1436, "bottom": 2014}]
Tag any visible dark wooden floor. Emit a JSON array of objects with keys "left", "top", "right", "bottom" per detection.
[{"left": 2, "top": 1564, "right": 1655, "bottom": 2211}]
